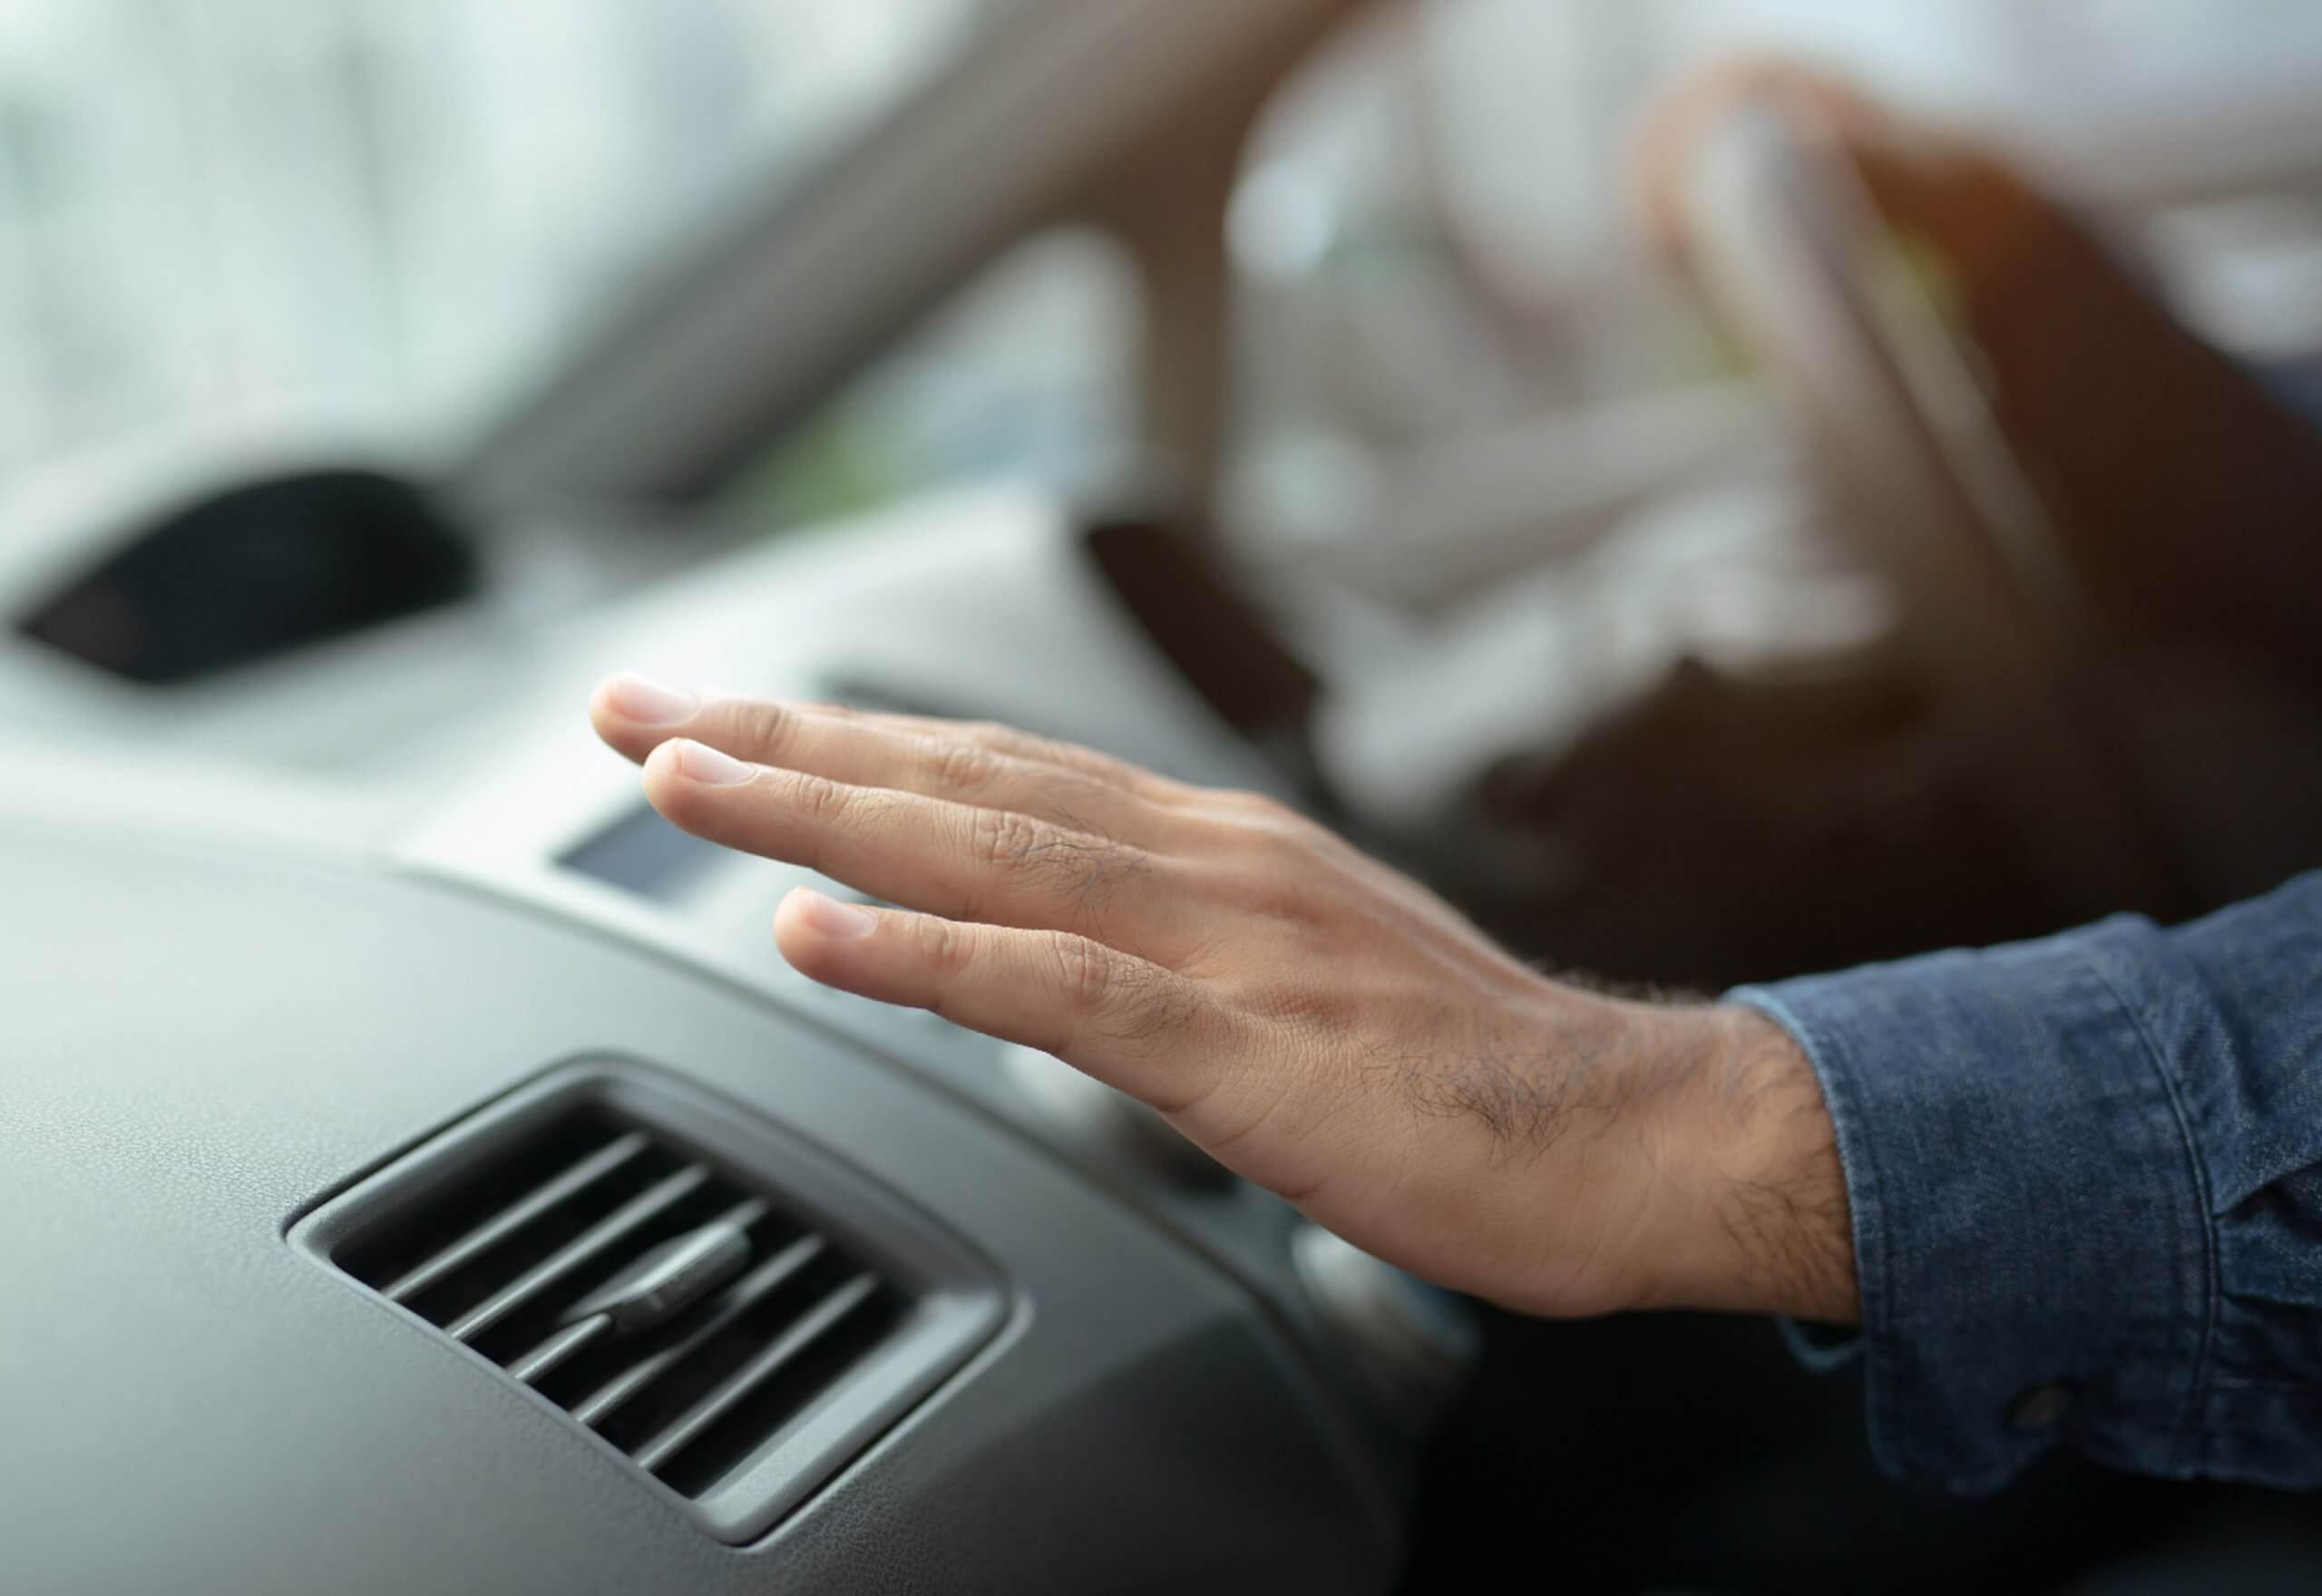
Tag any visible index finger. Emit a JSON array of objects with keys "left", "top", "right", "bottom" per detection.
[
  {"left": 640, "top": 738, "right": 1195, "bottom": 953},
  {"left": 591, "top": 681, "right": 1166, "bottom": 834},
  {"left": 591, "top": 675, "right": 1190, "bottom": 803}
]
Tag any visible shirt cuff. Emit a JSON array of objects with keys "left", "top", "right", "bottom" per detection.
[{"left": 1730, "top": 922, "right": 2216, "bottom": 1494}]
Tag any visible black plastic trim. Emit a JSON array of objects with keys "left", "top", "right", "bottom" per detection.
[{"left": 288, "top": 1059, "right": 1010, "bottom": 1544}]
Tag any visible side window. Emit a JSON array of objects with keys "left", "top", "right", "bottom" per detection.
[
  {"left": 725, "top": 228, "right": 1144, "bottom": 530},
  {"left": 0, "top": 0, "right": 1020, "bottom": 482}
]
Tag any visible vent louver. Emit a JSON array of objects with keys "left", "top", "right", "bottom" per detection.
[{"left": 292, "top": 1065, "right": 1007, "bottom": 1543}]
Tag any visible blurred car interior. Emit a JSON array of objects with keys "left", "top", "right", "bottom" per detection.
[{"left": 7, "top": 3, "right": 2322, "bottom": 1591}]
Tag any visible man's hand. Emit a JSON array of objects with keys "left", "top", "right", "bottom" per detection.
[{"left": 591, "top": 675, "right": 1856, "bottom": 1323}]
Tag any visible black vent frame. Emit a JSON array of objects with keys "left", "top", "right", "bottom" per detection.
[{"left": 289, "top": 1062, "right": 1008, "bottom": 1544}]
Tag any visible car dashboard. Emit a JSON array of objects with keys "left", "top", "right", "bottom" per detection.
[{"left": 0, "top": 476, "right": 1462, "bottom": 1594}]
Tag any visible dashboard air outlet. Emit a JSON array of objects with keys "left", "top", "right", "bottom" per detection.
[{"left": 291, "top": 1064, "right": 1007, "bottom": 1543}]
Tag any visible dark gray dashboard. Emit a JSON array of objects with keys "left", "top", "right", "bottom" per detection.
[
  {"left": 0, "top": 792, "right": 1399, "bottom": 1593},
  {"left": 0, "top": 471, "right": 1486, "bottom": 1586},
  {"left": 0, "top": 483, "right": 1460, "bottom": 1592}
]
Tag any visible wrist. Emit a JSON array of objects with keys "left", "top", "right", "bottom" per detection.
[{"left": 1630, "top": 1002, "right": 1858, "bottom": 1322}]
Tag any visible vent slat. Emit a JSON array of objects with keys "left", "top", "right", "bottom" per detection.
[
  {"left": 631, "top": 1273, "right": 882, "bottom": 1473},
  {"left": 568, "top": 1232, "right": 827, "bottom": 1427},
  {"left": 507, "top": 1316, "right": 614, "bottom": 1386},
  {"left": 446, "top": 1163, "right": 717, "bottom": 1343},
  {"left": 300, "top": 1081, "right": 1004, "bottom": 1543},
  {"left": 380, "top": 1130, "right": 652, "bottom": 1302}
]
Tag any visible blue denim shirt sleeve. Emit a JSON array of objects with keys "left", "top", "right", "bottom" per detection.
[{"left": 1729, "top": 871, "right": 2322, "bottom": 1494}]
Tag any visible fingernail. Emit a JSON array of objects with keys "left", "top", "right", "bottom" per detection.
[
  {"left": 796, "top": 889, "right": 876, "bottom": 939},
  {"left": 605, "top": 671, "right": 696, "bottom": 725},
  {"left": 671, "top": 739, "right": 756, "bottom": 785}
]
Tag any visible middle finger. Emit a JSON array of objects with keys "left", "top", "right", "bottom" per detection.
[{"left": 640, "top": 737, "right": 1187, "bottom": 950}]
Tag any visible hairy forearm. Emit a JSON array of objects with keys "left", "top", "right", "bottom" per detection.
[{"left": 1616, "top": 1000, "right": 1857, "bottom": 1323}]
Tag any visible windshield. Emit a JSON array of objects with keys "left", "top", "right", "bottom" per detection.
[{"left": 0, "top": 0, "right": 1012, "bottom": 482}]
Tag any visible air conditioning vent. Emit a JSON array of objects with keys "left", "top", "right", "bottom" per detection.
[{"left": 292, "top": 1064, "right": 1007, "bottom": 1543}]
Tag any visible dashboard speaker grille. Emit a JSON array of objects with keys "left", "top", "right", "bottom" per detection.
[{"left": 292, "top": 1064, "right": 1007, "bottom": 1543}]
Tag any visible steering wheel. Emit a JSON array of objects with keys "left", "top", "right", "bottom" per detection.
[{"left": 1675, "top": 103, "right": 2181, "bottom": 912}]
